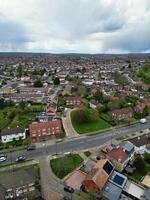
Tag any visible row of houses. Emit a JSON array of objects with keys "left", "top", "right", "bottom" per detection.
[
  {"left": 0, "top": 119, "right": 62, "bottom": 144},
  {"left": 64, "top": 133, "right": 150, "bottom": 200}
]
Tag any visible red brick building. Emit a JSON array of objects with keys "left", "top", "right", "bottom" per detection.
[
  {"left": 134, "top": 103, "right": 146, "bottom": 113},
  {"left": 29, "top": 120, "right": 62, "bottom": 143},
  {"left": 111, "top": 107, "right": 133, "bottom": 121}
]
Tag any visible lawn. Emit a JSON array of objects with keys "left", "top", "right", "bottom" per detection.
[
  {"left": 71, "top": 110, "right": 111, "bottom": 134},
  {"left": 50, "top": 154, "right": 83, "bottom": 179}
]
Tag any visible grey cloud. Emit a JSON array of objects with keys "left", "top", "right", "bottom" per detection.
[
  {"left": 0, "top": 20, "right": 30, "bottom": 51},
  {"left": 42, "top": 0, "right": 125, "bottom": 40},
  {"left": 102, "top": 21, "right": 150, "bottom": 53}
]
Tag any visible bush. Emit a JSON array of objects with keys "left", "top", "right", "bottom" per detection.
[
  {"left": 84, "top": 151, "right": 91, "bottom": 157},
  {"left": 133, "top": 156, "right": 145, "bottom": 171},
  {"left": 144, "top": 153, "right": 150, "bottom": 164}
]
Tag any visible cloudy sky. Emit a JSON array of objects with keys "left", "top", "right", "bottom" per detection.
[{"left": 0, "top": 0, "right": 150, "bottom": 53}]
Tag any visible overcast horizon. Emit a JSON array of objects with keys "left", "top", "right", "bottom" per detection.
[{"left": 0, "top": 0, "right": 150, "bottom": 54}]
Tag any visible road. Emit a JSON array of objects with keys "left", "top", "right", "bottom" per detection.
[{"left": 1, "top": 121, "right": 150, "bottom": 164}]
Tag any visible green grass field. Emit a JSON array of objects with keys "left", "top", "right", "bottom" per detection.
[
  {"left": 50, "top": 154, "right": 83, "bottom": 179},
  {"left": 71, "top": 110, "right": 111, "bottom": 134}
]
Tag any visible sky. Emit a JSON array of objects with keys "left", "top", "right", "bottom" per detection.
[{"left": 0, "top": 0, "right": 150, "bottom": 54}]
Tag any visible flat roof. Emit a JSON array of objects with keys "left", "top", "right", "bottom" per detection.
[
  {"left": 65, "top": 170, "right": 86, "bottom": 190},
  {"left": 109, "top": 171, "right": 127, "bottom": 189},
  {"left": 123, "top": 180, "right": 145, "bottom": 199},
  {"left": 103, "top": 181, "right": 122, "bottom": 200}
]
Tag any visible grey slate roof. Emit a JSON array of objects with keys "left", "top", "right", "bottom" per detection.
[
  {"left": 120, "top": 141, "right": 135, "bottom": 156},
  {"left": 0, "top": 127, "right": 25, "bottom": 136},
  {"left": 103, "top": 181, "right": 122, "bottom": 200}
]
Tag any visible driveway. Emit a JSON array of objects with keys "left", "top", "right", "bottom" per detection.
[{"left": 62, "top": 109, "right": 79, "bottom": 138}]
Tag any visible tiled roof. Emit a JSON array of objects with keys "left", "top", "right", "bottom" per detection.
[
  {"left": 111, "top": 107, "right": 133, "bottom": 115},
  {"left": 29, "top": 120, "right": 61, "bottom": 134},
  {"left": 1, "top": 127, "right": 25, "bottom": 136},
  {"left": 128, "top": 134, "right": 150, "bottom": 147},
  {"left": 107, "top": 148, "right": 128, "bottom": 163},
  {"left": 85, "top": 159, "right": 113, "bottom": 191}
]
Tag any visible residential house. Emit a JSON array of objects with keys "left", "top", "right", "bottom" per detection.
[
  {"left": 123, "top": 180, "right": 147, "bottom": 200},
  {"left": 82, "top": 159, "right": 113, "bottom": 193},
  {"left": 120, "top": 141, "right": 135, "bottom": 160},
  {"left": 111, "top": 107, "right": 133, "bottom": 121},
  {"left": 29, "top": 120, "right": 62, "bottom": 143},
  {"left": 65, "top": 97, "right": 81, "bottom": 106},
  {"left": 103, "top": 171, "right": 127, "bottom": 200},
  {"left": 10, "top": 93, "right": 44, "bottom": 103},
  {"left": 0, "top": 127, "right": 26, "bottom": 143},
  {"left": 106, "top": 148, "right": 129, "bottom": 171},
  {"left": 89, "top": 99, "right": 99, "bottom": 109},
  {"left": 128, "top": 134, "right": 150, "bottom": 154},
  {"left": 46, "top": 100, "right": 57, "bottom": 116},
  {"left": 134, "top": 103, "right": 146, "bottom": 113}
]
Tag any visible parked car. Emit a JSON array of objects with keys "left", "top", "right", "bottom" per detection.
[
  {"left": 140, "top": 118, "right": 147, "bottom": 123},
  {"left": 0, "top": 154, "right": 7, "bottom": 162},
  {"left": 16, "top": 155, "right": 26, "bottom": 162},
  {"left": 27, "top": 145, "right": 36, "bottom": 151},
  {"left": 64, "top": 185, "right": 74, "bottom": 193}
]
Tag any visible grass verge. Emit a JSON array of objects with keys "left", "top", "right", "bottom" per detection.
[{"left": 50, "top": 154, "right": 83, "bottom": 179}]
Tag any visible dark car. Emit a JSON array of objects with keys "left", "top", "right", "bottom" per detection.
[
  {"left": 27, "top": 145, "right": 36, "bottom": 151},
  {"left": 64, "top": 185, "right": 74, "bottom": 193},
  {"left": 96, "top": 156, "right": 100, "bottom": 160},
  {"left": 16, "top": 155, "right": 26, "bottom": 162}
]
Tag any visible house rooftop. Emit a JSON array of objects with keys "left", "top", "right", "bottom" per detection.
[
  {"left": 109, "top": 171, "right": 127, "bottom": 189},
  {"left": 1, "top": 127, "right": 25, "bottom": 136},
  {"left": 123, "top": 180, "right": 145, "bottom": 200},
  {"left": 107, "top": 148, "right": 128, "bottom": 163},
  {"left": 128, "top": 133, "right": 150, "bottom": 147},
  {"left": 85, "top": 159, "right": 114, "bottom": 191},
  {"left": 120, "top": 141, "right": 135, "bottom": 155},
  {"left": 103, "top": 181, "right": 122, "bottom": 200}
]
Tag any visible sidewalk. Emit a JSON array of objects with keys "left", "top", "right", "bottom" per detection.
[
  {"left": 0, "top": 159, "right": 38, "bottom": 172},
  {"left": 62, "top": 109, "right": 79, "bottom": 138}
]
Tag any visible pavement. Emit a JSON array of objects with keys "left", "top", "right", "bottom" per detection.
[{"left": 62, "top": 109, "right": 79, "bottom": 138}]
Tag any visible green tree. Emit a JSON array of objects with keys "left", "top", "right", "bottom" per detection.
[
  {"left": 133, "top": 156, "right": 145, "bottom": 171},
  {"left": 144, "top": 153, "right": 150, "bottom": 164},
  {"left": 34, "top": 80, "right": 43, "bottom": 87},
  {"left": 94, "top": 90, "right": 104, "bottom": 103},
  {"left": 19, "top": 101, "right": 26, "bottom": 110},
  {"left": 0, "top": 98, "right": 5, "bottom": 109},
  {"left": 17, "top": 65, "right": 23, "bottom": 77},
  {"left": 53, "top": 77, "right": 60, "bottom": 85}
]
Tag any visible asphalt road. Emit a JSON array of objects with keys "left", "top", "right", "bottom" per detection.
[{"left": 1, "top": 121, "right": 150, "bottom": 164}]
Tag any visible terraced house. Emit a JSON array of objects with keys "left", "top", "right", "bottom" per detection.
[{"left": 29, "top": 120, "right": 62, "bottom": 143}]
